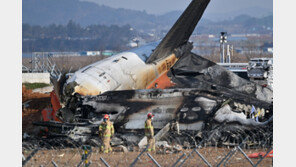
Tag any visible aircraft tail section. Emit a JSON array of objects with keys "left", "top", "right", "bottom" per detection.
[{"left": 146, "top": 0, "right": 210, "bottom": 63}]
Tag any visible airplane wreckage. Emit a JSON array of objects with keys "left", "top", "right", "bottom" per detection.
[{"left": 29, "top": 0, "right": 273, "bottom": 148}]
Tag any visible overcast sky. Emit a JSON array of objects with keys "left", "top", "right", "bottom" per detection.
[{"left": 83, "top": 0, "right": 273, "bottom": 15}]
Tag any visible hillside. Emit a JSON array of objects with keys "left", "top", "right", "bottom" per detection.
[
  {"left": 23, "top": 0, "right": 273, "bottom": 34},
  {"left": 22, "top": 22, "right": 135, "bottom": 52},
  {"left": 23, "top": 0, "right": 160, "bottom": 31},
  {"left": 196, "top": 15, "right": 273, "bottom": 34}
]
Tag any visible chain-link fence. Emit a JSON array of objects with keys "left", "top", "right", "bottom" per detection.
[{"left": 22, "top": 133, "right": 273, "bottom": 167}]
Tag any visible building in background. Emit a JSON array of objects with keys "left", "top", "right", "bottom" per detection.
[
  {"left": 101, "top": 50, "right": 117, "bottom": 56},
  {"left": 80, "top": 51, "right": 101, "bottom": 56}
]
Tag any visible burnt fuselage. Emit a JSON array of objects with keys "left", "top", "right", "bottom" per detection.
[{"left": 59, "top": 88, "right": 272, "bottom": 132}]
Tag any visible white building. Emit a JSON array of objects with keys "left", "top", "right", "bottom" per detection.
[{"left": 81, "top": 51, "right": 101, "bottom": 56}]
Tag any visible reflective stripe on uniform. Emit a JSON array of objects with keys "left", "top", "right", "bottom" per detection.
[
  {"left": 99, "top": 126, "right": 111, "bottom": 132},
  {"left": 147, "top": 148, "right": 155, "bottom": 151},
  {"left": 145, "top": 125, "right": 153, "bottom": 129},
  {"left": 255, "top": 110, "right": 261, "bottom": 117},
  {"left": 100, "top": 125, "right": 113, "bottom": 129}
]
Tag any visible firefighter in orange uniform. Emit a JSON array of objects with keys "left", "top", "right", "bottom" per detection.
[
  {"left": 145, "top": 113, "right": 155, "bottom": 152},
  {"left": 99, "top": 114, "right": 114, "bottom": 153}
]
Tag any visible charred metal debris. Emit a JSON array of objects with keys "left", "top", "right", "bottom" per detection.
[
  {"left": 30, "top": 42, "right": 273, "bottom": 149},
  {"left": 31, "top": 41, "right": 273, "bottom": 149},
  {"left": 27, "top": 0, "right": 272, "bottom": 149},
  {"left": 31, "top": 86, "right": 272, "bottom": 148}
]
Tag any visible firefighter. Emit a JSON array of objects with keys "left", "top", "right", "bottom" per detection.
[
  {"left": 145, "top": 113, "right": 155, "bottom": 152},
  {"left": 99, "top": 114, "right": 114, "bottom": 153}
]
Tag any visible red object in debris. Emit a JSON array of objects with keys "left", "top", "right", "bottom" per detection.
[
  {"left": 41, "top": 91, "right": 62, "bottom": 122},
  {"left": 248, "top": 150, "right": 273, "bottom": 158},
  {"left": 41, "top": 108, "right": 54, "bottom": 122},
  {"left": 267, "top": 150, "right": 273, "bottom": 157},
  {"left": 50, "top": 91, "right": 62, "bottom": 112}
]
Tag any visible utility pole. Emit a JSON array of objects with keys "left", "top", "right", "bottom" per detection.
[
  {"left": 220, "top": 32, "right": 227, "bottom": 63},
  {"left": 226, "top": 44, "right": 231, "bottom": 63},
  {"left": 231, "top": 45, "right": 234, "bottom": 62}
]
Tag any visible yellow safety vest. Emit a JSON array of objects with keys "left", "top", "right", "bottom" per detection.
[
  {"left": 145, "top": 119, "right": 154, "bottom": 137},
  {"left": 99, "top": 121, "right": 114, "bottom": 137}
]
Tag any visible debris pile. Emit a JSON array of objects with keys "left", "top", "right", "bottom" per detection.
[
  {"left": 22, "top": 0, "right": 272, "bottom": 153},
  {"left": 22, "top": 85, "right": 50, "bottom": 134}
]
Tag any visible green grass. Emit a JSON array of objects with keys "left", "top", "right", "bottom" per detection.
[{"left": 23, "top": 83, "right": 50, "bottom": 90}]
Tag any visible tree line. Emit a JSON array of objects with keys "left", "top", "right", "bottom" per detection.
[{"left": 22, "top": 21, "right": 135, "bottom": 52}]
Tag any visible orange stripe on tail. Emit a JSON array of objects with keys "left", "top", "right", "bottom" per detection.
[{"left": 146, "top": 71, "right": 175, "bottom": 89}]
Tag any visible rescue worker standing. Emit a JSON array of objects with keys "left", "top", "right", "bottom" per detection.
[
  {"left": 99, "top": 114, "right": 114, "bottom": 153},
  {"left": 145, "top": 113, "right": 155, "bottom": 152}
]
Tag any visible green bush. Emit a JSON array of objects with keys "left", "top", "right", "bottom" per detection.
[{"left": 23, "top": 83, "right": 50, "bottom": 90}]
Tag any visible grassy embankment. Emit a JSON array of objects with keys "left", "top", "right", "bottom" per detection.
[{"left": 23, "top": 83, "right": 50, "bottom": 90}]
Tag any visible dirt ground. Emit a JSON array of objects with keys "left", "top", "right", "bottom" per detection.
[
  {"left": 22, "top": 85, "right": 51, "bottom": 134},
  {"left": 23, "top": 147, "right": 273, "bottom": 167}
]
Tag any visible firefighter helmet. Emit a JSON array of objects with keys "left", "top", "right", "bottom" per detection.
[
  {"left": 147, "top": 113, "right": 154, "bottom": 118},
  {"left": 104, "top": 114, "right": 109, "bottom": 119}
]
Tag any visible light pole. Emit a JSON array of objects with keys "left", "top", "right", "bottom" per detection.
[{"left": 220, "top": 32, "right": 227, "bottom": 63}]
